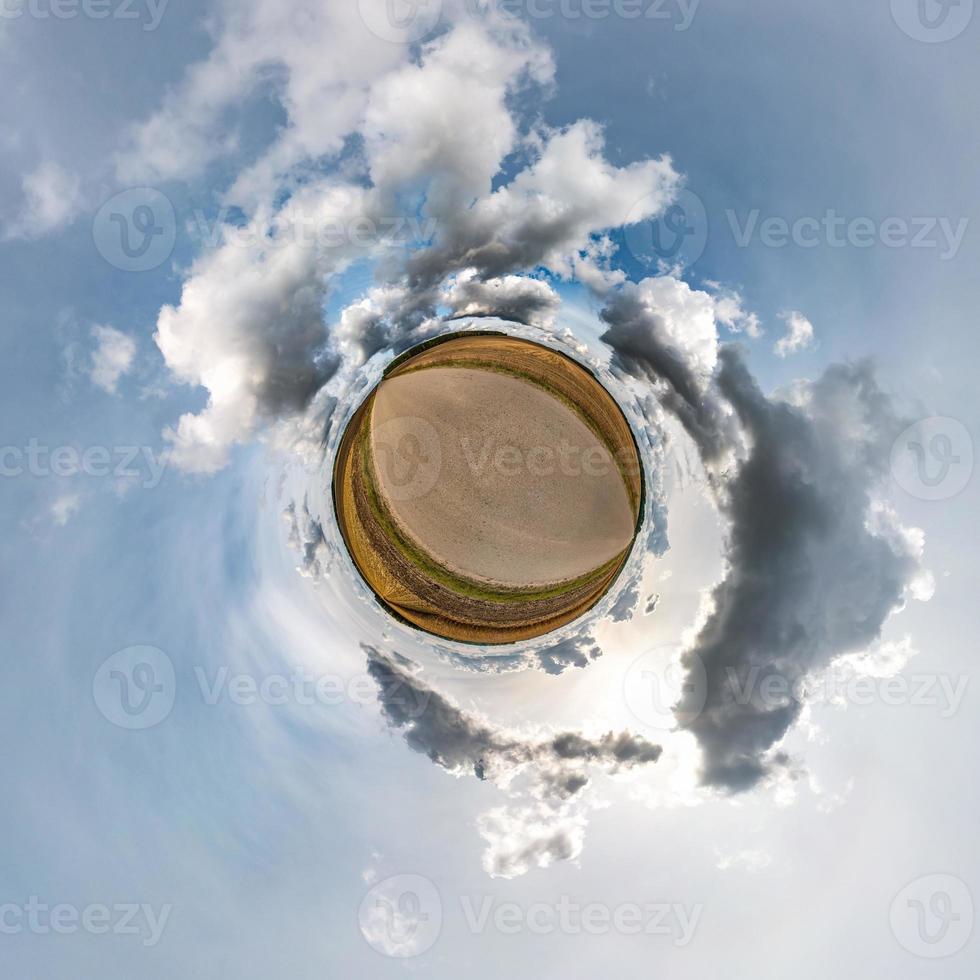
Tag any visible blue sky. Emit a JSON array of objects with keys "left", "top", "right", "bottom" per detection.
[{"left": 1, "top": 1, "right": 977, "bottom": 976}]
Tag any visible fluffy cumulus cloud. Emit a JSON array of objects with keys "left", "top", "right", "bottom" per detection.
[
  {"left": 404, "top": 119, "right": 678, "bottom": 289},
  {"left": 709, "top": 282, "right": 762, "bottom": 338},
  {"left": 50, "top": 493, "right": 81, "bottom": 527},
  {"left": 154, "top": 181, "right": 362, "bottom": 471},
  {"left": 4, "top": 161, "right": 83, "bottom": 240},
  {"left": 600, "top": 276, "right": 741, "bottom": 463},
  {"left": 602, "top": 276, "right": 723, "bottom": 386},
  {"left": 478, "top": 805, "right": 589, "bottom": 879},
  {"left": 115, "top": 0, "right": 407, "bottom": 196},
  {"left": 360, "top": 19, "right": 553, "bottom": 216},
  {"left": 774, "top": 310, "right": 815, "bottom": 357},
  {"left": 441, "top": 271, "right": 560, "bottom": 328},
  {"left": 531, "top": 633, "right": 604, "bottom": 674},
  {"left": 607, "top": 574, "right": 641, "bottom": 622},
  {"left": 88, "top": 325, "right": 136, "bottom": 394}
]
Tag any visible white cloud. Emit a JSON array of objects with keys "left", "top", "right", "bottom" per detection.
[
  {"left": 706, "top": 282, "right": 762, "bottom": 338},
  {"left": 282, "top": 498, "right": 331, "bottom": 580},
  {"left": 115, "top": 0, "right": 409, "bottom": 205},
  {"left": 4, "top": 162, "right": 83, "bottom": 240},
  {"left": 478, "top": 805, "right": 587, "bottom": 879},
  {"left": 155, "top": 181, "right": 369, "bottom": 472},
  {"left": 150, "top": 15, "right": 677, "bottom": 471},
  {"left": 408, "top": 120, "right": 678, "bottom": 287},
  {"left": 633, "top": 276, "right": 723, "bottom": 381},
  {"left": 599, "top": 277, "right": 736, "bottom": 462},
  {"left": 441, "top": 271, "right": 559, "bottom": 328},
  {"left": 361, "top": 20, "right": 553, "bottom": 217},
  {"left": 51, "top": 494, "right": 81, "bottom": 527},
  {"left": 774, "top": 310, "right": 815, "bottom": 357},
  {"left": 89, "top": 325, "right": 137, "bottom": 394},
  {"left": 715, "top": 847, "right": 773, "bottom": 872}
]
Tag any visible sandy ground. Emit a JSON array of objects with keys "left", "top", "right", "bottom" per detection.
[{"left": 369, "top": 366, "right": 636, "bottom": 588}]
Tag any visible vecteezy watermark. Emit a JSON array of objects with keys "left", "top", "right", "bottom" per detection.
[
  {"left": 624, "top": 189, "right": 708, "bottom": 271},
  {"left": 358, "top": 876, "right": 702, "bottom": 957},
  {"left": 623, "top": 646, "right": 708, "bottom": 732},
  {"left": 359, "top": 874, "right": 442, "bottom": 958},
  {"left": 0, "top": 441, "right": 169, "bottom": 489},
  {"left": 725, "top": 210, "right": 969, "bottom": 260},
  {"left": 0, "top": 898, "right": 172, "bottom": 947},
  {"left": 890, "top": 0, "right": 974, "bottom": 42},
  {"left": 92, "top": 187, "right": 176, "bottom": 272},
  {"left": 466, "top": 0, "right": 701, "bottom": 31},
  {"left": 193, "top": 665, "right": 431, "bottom": 717},
  {"left": 459, "top": 895, "right": 703, "bottom": 943},
  {"left": 890, "top": 416, "right": 974, "bottom": 501},
  {"left": 890, "top": 874, "right": 974, "bottom": 958},
  {"left": 94, "top": 650, "right": 430, "bottom": 729},
  {"left": 458, "top": 438, "right": 625, "bottom": 479},
  {"left": 371, "top": 416, "right": 637, "bottom": 503},
  {"left": 371, "top": 416, "right": 443, "bottom": 502},
  {"left": 721, "top": 665, "right": 970, "bottom": 719},
  {"left": 0, "top": 0, "right": 169, "bottom": 31},
  {"left": 96, "top": 195, "right": 438, "bottom": 269},
  {"left": 188, "top": 209, "right": 439, "bottom": 253},
  {"left": 623, "top": 649, "right": 969, "bottom": 732},
  {"left": 626, "top": 197, "right": 971, "bottom": 268},
  {"left": 93, "top": 646, "right": 176, "bottom": 730},
  {"left": 357, "top": 0, "right": 443, "bottom": 44}
]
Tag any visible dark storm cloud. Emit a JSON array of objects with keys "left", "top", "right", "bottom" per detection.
[
  {"left": 442, "top": 273, "right": 560, "bottom": 328},
  {"left": 363, "top": 644, "right": 661, "bottom": 793},
  {"left": 364, "top": 641, "right": 662, "bottom": 875},
  {"left": 599, "top": 286, "right": 737, "bottom": 464},
  {"left": 550, "top": 731, "right": 662, "bottom": 765},
  {"left": 673, "top": 350, "right": 921, "bottom": 790}
]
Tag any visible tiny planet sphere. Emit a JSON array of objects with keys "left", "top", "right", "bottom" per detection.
[{"left": 332, "top": 331, "right": 644, "bottom": 644}]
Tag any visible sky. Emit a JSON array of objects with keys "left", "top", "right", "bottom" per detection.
[{"left": 1, "top": 0, "right": 977, "bottom": 977}]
